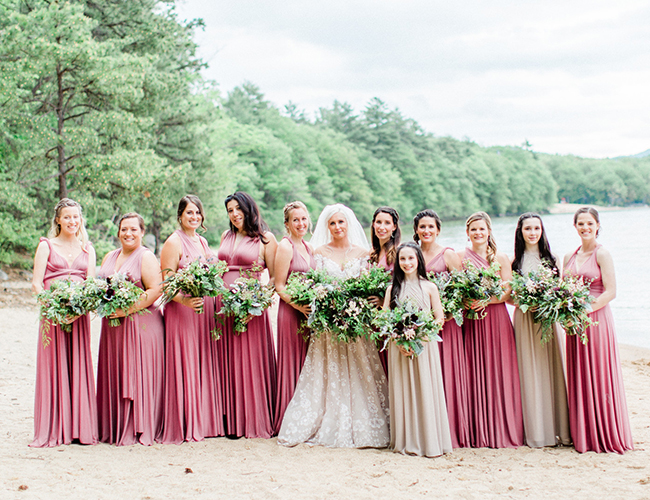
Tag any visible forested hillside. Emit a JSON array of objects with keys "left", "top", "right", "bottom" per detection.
[{"left": 1, "top": 0, "right": 648, "bottom": 265}]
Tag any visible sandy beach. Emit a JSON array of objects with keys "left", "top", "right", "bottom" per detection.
[{"left": 1, "top": 297, "right": 649, "bottom": 499}]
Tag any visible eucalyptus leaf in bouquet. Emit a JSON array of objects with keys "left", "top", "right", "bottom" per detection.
[
  {"left": 428, "top": 271, "right": 465, "bottom": 326},
  {"left": 371, "top": 300, "right": 443, "bottom": 358},
  {"left": 217, "top": 266, "right": 275, "bottom": 336},
  {"left": 84, "top": 273, "right": 148, "bottom": 327},
  {"left": 454, "top": 260, "right": 505, "bottom": 321},
  {"left": 36, "top": 279, "right": 88, "bottom": 346},
  {"left": 342, "top": 265, "right": 391, "bottom": 300},
  {"left": 160, "top": 258, "right": 228, "bottom": 313},
  {"left": 511, "top": 266, "right": 596, "bottom": 344}
]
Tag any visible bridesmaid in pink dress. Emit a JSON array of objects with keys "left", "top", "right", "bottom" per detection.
[
  {"left": 368, "top": 207, "right": 401, "bottom": 376},
  {"left": 217, "top": 192, "right": 278, "bottom": 438},
  {"left": 273, "top": 201, "right": 316, "bottom": 431},
  {"left": 414, "top": 209, "right": 470, "bottom": 449},
  {"left": 31, "top": 198, "right": 98, "bottom": 447},
  {"left": 160, "top": 195, "right": 223, "bottom": 443},
  {"left": 96, "top": 213, "right": 164, "bottom": 446},
  {"left": 459, "top": 211, "right": 524, "bottom": 449},
  {"left": 563, "top": 207, "right": 633, "bottom": 454}
]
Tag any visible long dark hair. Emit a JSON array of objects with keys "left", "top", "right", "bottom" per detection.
[
  {"left": 412, "top": 209, "right": 441, "bottom": 243},
  {"left": 224, "top": 191, "right": 269, "bottom": 243},
  {"left": 177, "top": 195, "right": 207, "bottom": 232},
  {"left": 390, "top": 242, "right": 428, "bottom": 309},
  {"left": 512, "top": 213, "right": 557, "bottom": 274},
  {"left": 369, "top": 206, "right": 401, "bottom": 267}
]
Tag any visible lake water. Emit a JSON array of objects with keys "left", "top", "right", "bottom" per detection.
[{"left": 426, "top": 206, "right": 649, "bottom": 348}]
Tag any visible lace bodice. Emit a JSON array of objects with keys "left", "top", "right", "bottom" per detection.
[{"left": 315, "top": 255, "right": 367, "bottom": 279}]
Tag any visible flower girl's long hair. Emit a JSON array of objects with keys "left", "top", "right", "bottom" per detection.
[{"left": 389, "top": 242, "right": 428, "bottom": 309}]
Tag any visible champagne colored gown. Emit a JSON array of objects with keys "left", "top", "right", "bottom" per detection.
[
  {"left": 31, "top": 238, "right": 98, "bottom": 447},
  {"left": 427, "top": 249, "right": 471, "bottom": 449},
  {"left": 96, "top": 246, "right": 165, "bottom": 446},
  {"left": 278, "top": 256, "right": 389, "bottom": 448},
  {"left": 217, "top": 231, "right": 277, "bottom": 438},
  {"left": 513, "top": 252, "right": 571, "bottom": 447},
  {"left": 462, "top": 248, "right": 524, "bottom": 449},
  {"left": 161, "top": 229, "right": 223, "bottom": 443},
  {"left": 273, "top": 237, "right": 315, "bottom": 431},
  {"left": 376, "top": 254, "right": 393, "bottom": 377},
  {"left": 389, "top": 280, "right": 452, "bottom": 457},
  {"left": 564, "top": 245, "right": 633, "bottom": 453}
]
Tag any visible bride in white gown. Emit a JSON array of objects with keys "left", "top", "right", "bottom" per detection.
[{"left": 277, "top": 204, "right": 390, "bottom": 448}]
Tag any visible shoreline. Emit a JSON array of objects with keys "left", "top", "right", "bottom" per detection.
[{"left": 1, "top": 306, "right": 649, "bottom": 499}]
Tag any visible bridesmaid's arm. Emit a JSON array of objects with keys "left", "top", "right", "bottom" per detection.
[
  {"left": 592, "top": 247, "right": 616, "bottom": 312},
  {"left": 491, "top": 252, "right": 512, "bottom": 304},
  {"left": 160, "top": 233, "right": 201, "bottom": 311},
  {"left": 262, "top": 231, "right": 278, "bottom": 285},
  {"left": 427, "top": 282, "right": 445, "bottom": 323},
  {"left": 562, "top": 252, "right": 572, "bottom": 274},
  {"left": 382, "top": 286, "right": 392, "bottom": 310},
  {"left": 135, "top": 251, "right": 163, "bottom": 311},
  {"left": 443, "top": 248, "right": 462, "bottom": 272},
  {"left": 86, "top": 245, "right": 97, "bottom": 278},
  {"left": 274, "top": 238, "right": 304, "bottom": 310},
  {"left": 31, "top": 240, "right": 50, "bottom": 294}
]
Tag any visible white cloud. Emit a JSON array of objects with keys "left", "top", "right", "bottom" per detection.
[{"left": 177, "top": 0, "right": 650, "bottom": 157}]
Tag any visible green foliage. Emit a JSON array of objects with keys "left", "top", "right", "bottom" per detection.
[{"left": 1, "top": 1, "right": 647, "bottom": 267}]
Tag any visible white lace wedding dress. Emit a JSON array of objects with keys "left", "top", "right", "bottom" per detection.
[{"left": 277, "top": 255, "right": 390, "bottom": 448}]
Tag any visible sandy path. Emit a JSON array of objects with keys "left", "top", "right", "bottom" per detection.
[{"left": 1, "top": 307, "right": 649, "bottom": 499}]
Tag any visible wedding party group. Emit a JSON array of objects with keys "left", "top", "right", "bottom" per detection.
[{"left": 29, "top": 192, "right": 634, "bottom": 459}]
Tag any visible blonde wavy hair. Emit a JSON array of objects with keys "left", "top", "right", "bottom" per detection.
[
  {"left": 466, "top": 211, "right": 497, "bottom": 264},
  {"left": 47, "top": 198, "right": 89, "bottom": 247},
  {"left": 283, "top": 201, "right": 312, "bottom": 235}
]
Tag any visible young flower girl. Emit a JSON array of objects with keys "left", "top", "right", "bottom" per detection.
[{"left": 383, "top": 242, "right": 452, "bottom": 457}]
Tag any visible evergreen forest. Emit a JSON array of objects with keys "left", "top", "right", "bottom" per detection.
[{"left": 1, "top": 0, "right": 649, "bottom": 265}]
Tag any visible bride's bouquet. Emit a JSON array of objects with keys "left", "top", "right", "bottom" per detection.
[
  {"left": 510, "top": 266, "right": 595, "bottom": 344},
  {"left": 36, "top": 279, "right": 89, "bottom": 346},
  {"left": 84, "top": 273, "right": 148, "bottom": 327},
  {"left": 454, "top": 261, "right": 505, "bottom": 320},
  {"left": 217, "top": 267, "right": 275, "bottom": 335},
  {"left": 372, "top": 300, "right": 443, "bottom": 358},
  {"left": 427, "top": 271, "right": 465, "bottom": 326},
  {"left": 342, "top": 265, "right": 391, "bottom": 300},
  {"left": 160, "top": 259, "right": 228, "bottom": 313}
]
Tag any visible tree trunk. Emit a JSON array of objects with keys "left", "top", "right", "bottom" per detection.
[{"left": 56, "top": 63, "right": 67, "bottom": 199}]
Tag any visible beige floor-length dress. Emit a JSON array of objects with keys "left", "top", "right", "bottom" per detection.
[
  {"left": 389, "top": 280, "right": 452, "bottom": 457},
  {"left": 513, "top": 252, "right": 571, "bottom": 447}
]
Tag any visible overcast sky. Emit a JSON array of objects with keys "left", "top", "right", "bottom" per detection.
[{"left": 175, "top": 0, "right": 650, "bottom": 158}]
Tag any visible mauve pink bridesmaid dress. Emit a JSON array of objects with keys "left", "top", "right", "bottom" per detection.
[
  {"left": 96, "top": 246, "right": 164, "bottom": 446},
  {"left": 565, "top": 245, "right": 633, "bottom": 453},
  {"left": 272, "top": 238, "right": 315, "bottom": 431},
  {"left": 31, "top": 238, "right": 98, "bottom": 447},
  {"left": 462, "top": 248, "right": 524, "bottom": 449},
  {"left": 217, "top": 231, "right": 276, "bottom": 438},
  {"left": 427, "top": 248, "right": 471, "bottom": 448}
]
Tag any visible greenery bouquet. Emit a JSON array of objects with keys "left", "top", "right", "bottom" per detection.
[
  {"left": 160, "top": 259, "right": 228, "bottom": 314},
  {"left": 372, "top": 300, "right": 443, "bottom": 358},
  {"left": 217, "top": 269, "right": 275, "bottom": 335},
  {"left": 342, "top": 265, "right": 391, "bottom": 300},
  {"left": 511, "top": 266, "right": 595, "bottom": 344},
  {"left": 84, "top": 273, "right": 148, "bottom": 327},
  {"left": 36, "top": 279, "right": 89, "bottom": 346},
  {"left": 454, "top": 261, "right": 505, "bottom": 321},
  {"left": 427, "top": 271, "right": 465, "bottom": 326}
]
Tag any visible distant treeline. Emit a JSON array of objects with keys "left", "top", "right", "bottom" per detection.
[{"left": 1, "top": 0, "right": 648, "bottom": 265}]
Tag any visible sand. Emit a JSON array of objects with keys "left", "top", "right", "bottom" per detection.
[{"left": 1, "top": 302, "right": 649, "bottom": 500}]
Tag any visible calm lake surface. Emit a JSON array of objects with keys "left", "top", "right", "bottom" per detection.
[{"left": 428, "top": 206, "right": 649, "bottom": 348}]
